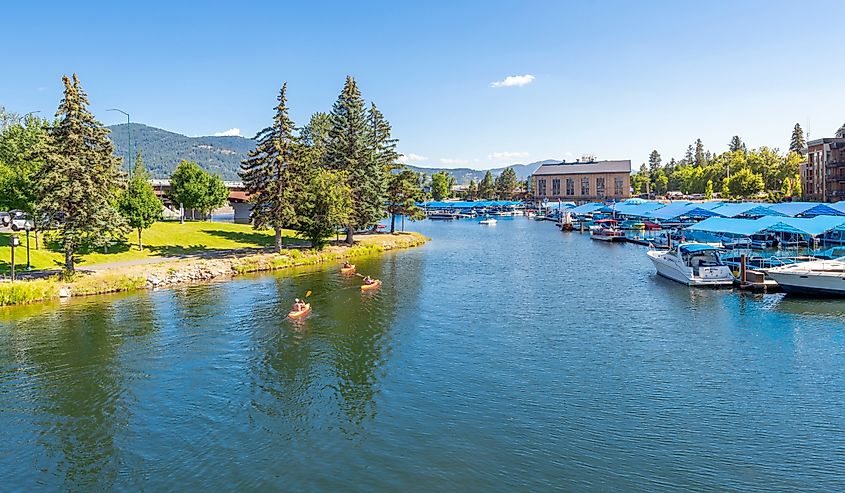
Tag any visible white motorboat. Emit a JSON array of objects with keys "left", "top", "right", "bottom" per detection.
[
  {"left": 479, "top": 218, "right": 497, "bottom": 225},
  {"left": 589, "top": 219, "right": 626, "bottom": 242},
  {"left": 766, "top": 257, "right": 845, "bottom": 295},
  {"left": 647, "top": 242, "right": 734, "bottom": 287}
]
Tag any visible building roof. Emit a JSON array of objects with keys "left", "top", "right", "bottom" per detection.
[{"left": 532, "top": 160, "right": 631, "bottom": 176}]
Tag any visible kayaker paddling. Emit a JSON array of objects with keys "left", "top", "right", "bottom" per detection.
[{"left": 360, "top": 276, "right": 381, "bottom": 291}]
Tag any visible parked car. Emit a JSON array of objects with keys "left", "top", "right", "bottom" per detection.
[
  {"left": 0, "top": 211, "right": 10, "bottom": 227},
  {"left": 9, "top": 210, "right": 35, "bottom": 231}
]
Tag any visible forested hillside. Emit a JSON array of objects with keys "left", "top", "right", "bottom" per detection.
[{"left": 107, "top": 123, "right": 556, "bottom": 182}]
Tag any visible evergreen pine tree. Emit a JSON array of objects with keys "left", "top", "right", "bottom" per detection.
[
  {"left": 300, "top": 112, "right": 332, "bottom": 163},
  {"left": 325, "top": 76, "right": 384, "bottom": 244},
  {"left": 684, "top": 145, "right": 694, "bottom": 165},
  {"left": 240, "top": 83, "right": 299, "bottom": 252},
  {"left": 497, "top": 167, "right": 518, "bottom": 199},
  {"left": 118, "top": 152, "right": 163, "bottom": 250},
  {"left": 790, "top": 123, "right": 806, "bottom": 154},
  {"left": 467, "top": 180, "right": 478, "bottom": 200},
  {"left": 648, "top": 150, "right": 662, "bottom": 173},
  {"left": 728, "top": 136, "right": 745, "bottom": 152},
  {"left": 479, "top": 170, "right": 495, "bottom": 200},
  {"left": 694, "top": 139, "right": 706, "bottom": 166},
  {"left": 35, "top": 74, "right": 127, "bottom": 273}
]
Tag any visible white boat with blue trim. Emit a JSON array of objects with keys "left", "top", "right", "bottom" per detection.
[{"left": 647, "top": 242, "right": 735, "bottom": 287}]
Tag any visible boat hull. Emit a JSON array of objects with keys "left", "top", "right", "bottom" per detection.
[
  {"left": 647, "top": 251, "right": 734, "bottom": 287},
  {"left": 766, "top": 271, "right": 845, "bottom": 296},
  {"left": 340, "top": 265, "right": 356, "bottom": 275}
]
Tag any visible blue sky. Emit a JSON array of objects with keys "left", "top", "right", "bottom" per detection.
[{"left": 2, "top": 0, "right": 842, "bottom": 169}]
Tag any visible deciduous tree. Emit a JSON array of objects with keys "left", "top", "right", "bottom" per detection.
[
  {"left": 430, "top": 171, "right": 450, "bottom": 201},
  {"left": 296, "top": 169, "right": 351, "bottom": 250},
  {"left": 386, "top": 167, "right": 425, "bottom": 233},
  {"left": 118, "top": 152, "right": 162, "bottom": 250}
]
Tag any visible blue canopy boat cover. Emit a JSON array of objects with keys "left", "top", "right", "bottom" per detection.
[
  {"left": 767, "top": 202, "right": 845, "bottom": 218},
  {"left": 569, "top": 202, "right": 611, "bottom": 214},
  {"left": 710, "top": 203, "right": 782, "bottom": 218},
  {"left": 686, "top": 215, "right": 845, "bottom": 238},
  {"left": 646, "top": 202, "right": 724, "bottom": 221},
  {"left": 545, "top": 201, "right": 576, "bottom": 210},
  {"left": 613, "top": 201, "right": 666, "bottom": 218},
  {"left": 684, "top": 217, "right": 782, "bottom": 237},
  {"left": 763, "top": 215, "right": 845, "bottom": 236},
  {"left": 678, "top": 243, "right": 721, "bottom": 254}
]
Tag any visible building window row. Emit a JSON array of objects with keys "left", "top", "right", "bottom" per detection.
[{"left": 536, "top": 175, "right": 627, "bottom": 198}]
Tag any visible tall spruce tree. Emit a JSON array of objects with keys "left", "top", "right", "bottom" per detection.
[
  {"left": 467, "top": 179, "right": 478, "bottom": 200},
  {"left": 694, "top": 139, "right": 706, "bottom": 166},
  {"left": 325, "top": 76, "right": 385, "bottom": 244},
  {"left": 729, "top": 136, "right": 746, "bottom": 152},
  {"left": 35, "top": 74, "right": 127, "bottom": 273},
  {"left": 790, "top": 123, "right": 806, "bottom": 154},
  {"left": 497, "top": 167, "right": 518, "bottom": 199},
  {"left": 684, "top": 145, "right": 694, "bottom": 165},
  {"left": 479, "top": 170, "right": 495, "bottom": 200},
  {"left": 240, "top": 83, "right": 299, "bottom": 252},
  {"left": 648, "top": 150, "right": 662, "bottom": 173}
]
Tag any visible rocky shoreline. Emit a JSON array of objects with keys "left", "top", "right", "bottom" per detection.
[{"left": 1, "top": 232, "right": 428, "bottom": 306}]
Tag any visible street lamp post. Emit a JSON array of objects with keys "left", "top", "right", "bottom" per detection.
[
  {"left": 9, "top": 235, "right": 20, "bottom": 282},
  {"left": 18, "top": 110, "right": 41, "bottom": 124},
  {"left": 25, "top": 224, "right": 32, "bottom": 270},
  {"left": 108, "top": 108, "right": 131, "bottom": 175}
]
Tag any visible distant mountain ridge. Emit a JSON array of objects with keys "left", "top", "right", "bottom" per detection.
[
  {"left": 106, "top": 123, "right": 558, "bottom": 182},
  {"left": 404, "top": 160, "right": 557, "bottom": 184}
]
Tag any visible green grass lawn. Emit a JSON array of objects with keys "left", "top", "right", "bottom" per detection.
[{"left": 0, "top": 221, "right": 304, "bottom": 274}]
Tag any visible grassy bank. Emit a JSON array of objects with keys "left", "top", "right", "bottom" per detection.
[
  {"left": 0, "top": 221, "right": 308, "bottom": 274},
  {"left": 0, "top": 230, "right": 427, "bottom": 306}
]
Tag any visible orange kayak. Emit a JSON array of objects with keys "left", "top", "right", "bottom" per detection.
[
  {"left": 340, "top": 265, "right": 356, "bottom": 275},
  {"left": 288, "top": 303, "right": 311, "bottom": 319},
  {"left": 361, "top": 280, "right": 382, "bottom": 291}
]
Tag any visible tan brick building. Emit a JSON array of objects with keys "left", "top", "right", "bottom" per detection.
[{"left": 532, "top": 160, "right": 631, "bottom": 203}]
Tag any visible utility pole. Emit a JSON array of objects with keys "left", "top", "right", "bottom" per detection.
[{"left": 108, "top": 108, "right": 131, "bottom": 175}]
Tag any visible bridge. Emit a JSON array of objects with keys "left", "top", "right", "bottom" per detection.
[{"left": 150, "top": 179, "right": 252, "bottom": 223}]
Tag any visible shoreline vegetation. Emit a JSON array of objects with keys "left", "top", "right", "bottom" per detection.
[{"left": 0, "top": 225, "right": 427, "bottom": 307}]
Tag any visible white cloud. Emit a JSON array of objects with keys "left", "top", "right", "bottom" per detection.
[
  {"left": 213, "top": 128, "right": 242, "bottom": 137},
  {"left": 488, "top": 151, "right": 530, "bottom": 160},
  {"left": 490, "top": 74, "right": 535, "bottom": 88},
  {"left": 439, "top": 158, "right": 470, "bottom": 165},
  {"left": 398, "top": 152, "right": 427, "bottom": 163}
]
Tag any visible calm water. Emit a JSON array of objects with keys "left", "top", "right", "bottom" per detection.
[{"left": 2, "top": 218, "right": 845, "bottom": 491}]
